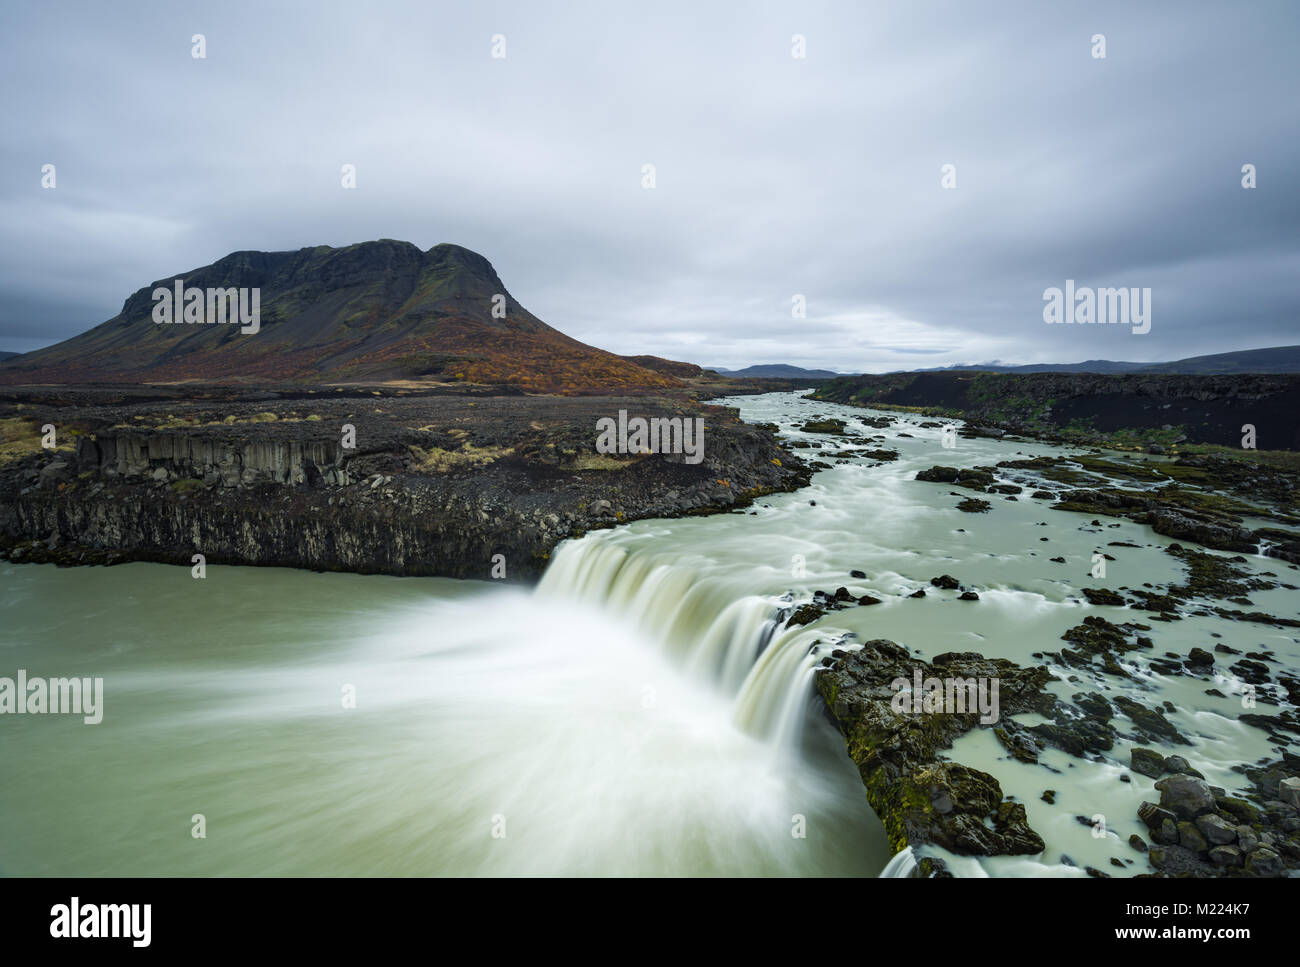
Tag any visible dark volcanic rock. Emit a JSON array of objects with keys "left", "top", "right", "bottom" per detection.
[
  {"left": 800, "top": 418, "right": 847, "bottom": 435},
  {"left": 1130, "top": 747, "right": 1166, "bottom": 779},
  {"left": 1154, "top": 774, "right": 1217, "bottom": 819},
  {"left": 0, "top": 390, "right": 810, "bottom": 580},
  {"left": 1082, "top": 587, "right": 1125, "bottom": 606},
  {"left": 1185, "top": 647, "right": 1215, "bottom": 668},
  {"left": 815, "top": 640, "right": 1056, "bottom": 858},
  {"left": 787, "top": 604, "right": 827, "bottom": 627},
  {"left": 916, "top": 466, "right": 960, "bottom": 483},
  {"left": 1115, "top": 696, "right": 1191, "bottom": 746},
  {"left": 1148, "top": 508, "right": 1257, "bottom": 553}
]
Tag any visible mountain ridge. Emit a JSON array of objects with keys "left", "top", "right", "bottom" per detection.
[
  {"left": 891, "top": 345, "right": 1300, "bottom": 376},
  {"left": 0, "top": 240, "right": 680, "bottom": 392}
]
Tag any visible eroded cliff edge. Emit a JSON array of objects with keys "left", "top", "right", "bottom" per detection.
[{"left": 0, "top": 386, "right": 809, "bottom": 579}]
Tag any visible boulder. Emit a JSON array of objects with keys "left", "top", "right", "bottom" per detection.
[
  {"left": 1162, "top": 755, "right": 1203, "bottom": 779},
  {"left": 1154, "top": 774, "right": 1216, "bottom": 819},
  {"left": 1185, "top": 647, "right": 1214, "bottom": 668},
  {"left": 1130, "top": 747, "right": 1165, "bottom": 779},
  {"left": 916, "top": 466, "right": 960, "bottom": 483},
  {"left": 1194, "top": 813, "right": 1237, "bottom": 846},
  {"left": 1216, "top": 796, "right": 1261, "bottom": 825},
  {"left": 1235, "top": 826, "right": 1259, "bottom": 853},
  {"left": 1245, "top": 848, "right": 1284, "bottom": 877},
  {"left": 1177, "top": 821, "right": 1209, "bottom": 853},
  {"left": 1208, "top": 845, "right": 1242, "bottom": 867}
]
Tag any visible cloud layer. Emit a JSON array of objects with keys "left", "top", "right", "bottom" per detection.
[{"left": 2, "top": 0, "right": 1296, "bottom": 371}]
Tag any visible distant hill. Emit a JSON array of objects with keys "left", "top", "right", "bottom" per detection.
[
  {"left": 0, "top": 352, "right": 18, "bottom": 362},
  {"left": 0, "top": 240, "right": 680, "bottom": 392},
  {"left": 904, "top": 346, "right": 1300, "bottom": 376},
  {"left": 709, "top": 364, "right": 840, "bottom": 379},
  {"left": 909, "top": 359, "right": 1147, "bottom": 375},
  {"left": 1136, "top": 345, "right": 1300, "bottom": 374},
  {"left": 619, "top": 355, "right": 705, "bottom": 379},
  {"left": 812, "top": 370, "right": 1300, "bottom": 449}
]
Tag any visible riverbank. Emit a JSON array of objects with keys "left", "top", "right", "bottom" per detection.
[
  {"left": 808, "top": 370, "right": 1300, "bottom": 451},
  {"left": 0, "top": 385, "right": 809, "bottom": 579}
]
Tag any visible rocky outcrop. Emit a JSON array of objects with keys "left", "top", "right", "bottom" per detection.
[
  {"left": 817, "top": 632, "right": 1300, "bottom": 878},
  {"left": 913, "top": 452, "right": 1287, "bottom": 556},
  {"left": 77, "top": 430, "right": 349, "bottom": 488},
  {"left": 1148, "top": 508, "right": 1257, "bottom": 552},
  {"left": 0, "top": 390, "right": 810, "bottom": 579},
  {"left": 1137, "top": 761, "right": 1300, "bottom": 877},
  {"left": 815, "top": 639, "right": 1058, "bottom": 871}
]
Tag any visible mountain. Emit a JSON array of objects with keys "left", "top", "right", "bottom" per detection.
[
  {"left": 1135, "top": 345, "right": 1300, "bottom": 374},
  {"left": 0, "top": 352, "right": 18, "bottom": 362},
  {"left": 909, "top": 360, "right": 1147, "bottom": 375},
  {"left": 709, "top": 364, "right": 840, "bottom": 379},
  {"left": 901, "top": 346, "right": 1300, "bottom": 376},
  {"left": 0, "top": 240, "right": 680, "bottom": 392},
  {"left": 619, "top": 355, "right": 706, "bottom": 378}
]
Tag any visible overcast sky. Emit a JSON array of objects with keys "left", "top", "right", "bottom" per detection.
[{"left": 1, "top": 0, "right": 1296, "bottom": 372}]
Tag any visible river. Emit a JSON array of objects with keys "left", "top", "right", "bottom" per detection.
[{"left": 1, "top": 391, "right": 1294, "bottom": 876}]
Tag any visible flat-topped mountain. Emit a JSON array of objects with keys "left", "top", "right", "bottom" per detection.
[{"left": 0, "top": 240, "right": 679, "bottom": 392}]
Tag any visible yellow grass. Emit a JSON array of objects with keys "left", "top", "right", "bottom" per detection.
[{"left": 408, "top": 443, "right": 513, "bottom": 472}]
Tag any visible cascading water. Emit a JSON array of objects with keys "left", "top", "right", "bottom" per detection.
[
  {"left": 537, "top": 532, "right": 860, "bottom": 750},
  {"left": 879, "top": 845, "right": 919, "bottom": 878}
]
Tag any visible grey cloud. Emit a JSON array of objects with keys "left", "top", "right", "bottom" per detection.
[{"left": 0, "top": 0, "right": 1295, "bottom": 373}]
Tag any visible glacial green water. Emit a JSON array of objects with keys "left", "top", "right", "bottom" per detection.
[{"left": 2, "top": 391, "right": 1296, "bottom": 876}]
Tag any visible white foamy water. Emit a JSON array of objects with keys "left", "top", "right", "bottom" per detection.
[{"left": 0, "top": 531, "right": 885, "bottom": 876}]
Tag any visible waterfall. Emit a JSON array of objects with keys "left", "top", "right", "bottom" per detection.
[
  {"left": 536, "top": 530, "right": 858, "bottom": 747},
  {"left": 879, "top": 846, "right": 918, "bottom": 878}
]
